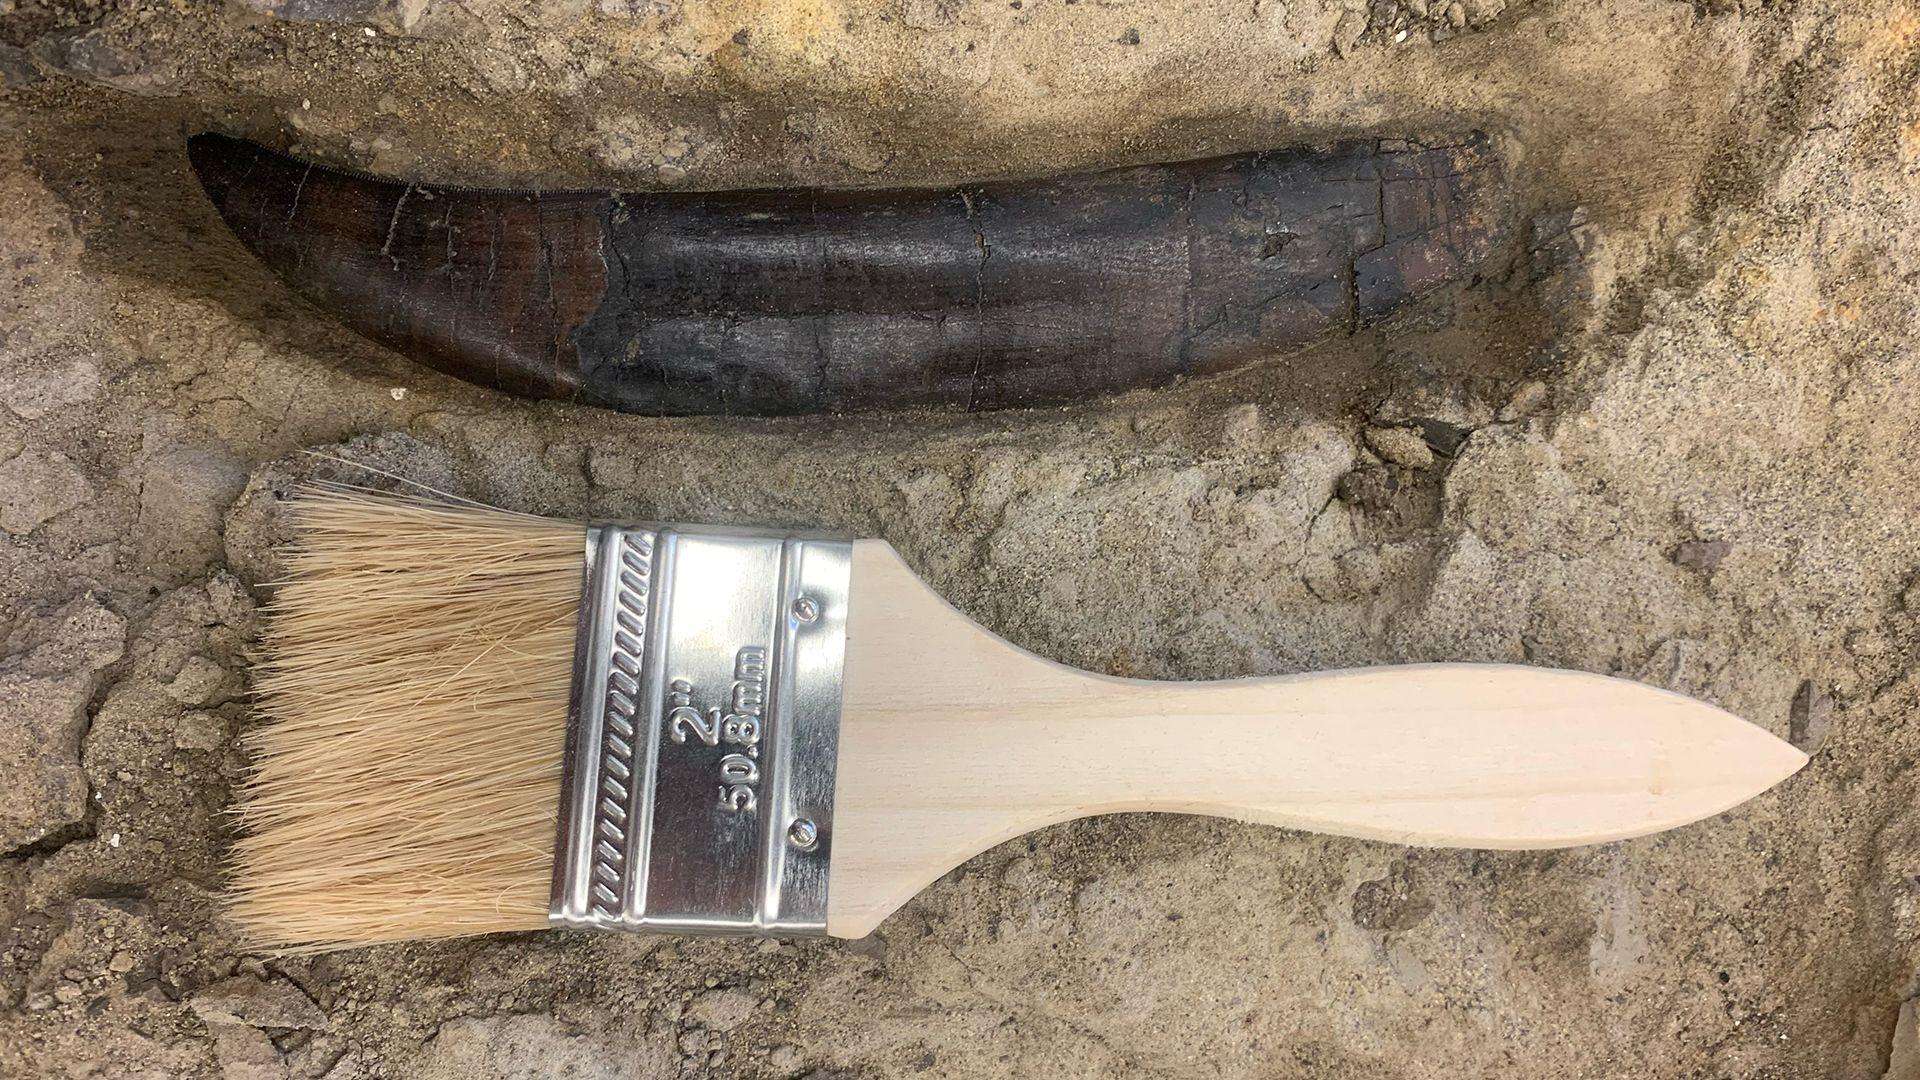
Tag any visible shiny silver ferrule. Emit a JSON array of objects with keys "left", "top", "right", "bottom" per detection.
[{"left": 549, "top": 525, "right": 851, "bottom": 936}]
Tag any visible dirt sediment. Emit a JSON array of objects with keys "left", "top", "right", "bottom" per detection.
[{"left": 1, "top": 0, "right": 1918, "bottom": 1076}]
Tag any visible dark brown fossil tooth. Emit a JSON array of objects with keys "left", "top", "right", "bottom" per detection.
[{"left": 188, "top": 133, "right": 1513, "bottom": 415}]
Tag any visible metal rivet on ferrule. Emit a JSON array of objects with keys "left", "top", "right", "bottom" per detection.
[
  {"left": 792, "top": 596, "right": 821, "bottom": 624},
  {"left": 787, "top": 818, "right": 819, "bottom": 851}
]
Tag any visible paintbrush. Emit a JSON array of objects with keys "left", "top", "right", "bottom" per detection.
[{"left": 233, "top": 489, "right": 1806, "bottom": 951}]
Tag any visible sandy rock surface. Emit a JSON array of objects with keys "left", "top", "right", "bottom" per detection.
[{"left": 1, "top": 0, "right": 1918, "bottom": 1075}]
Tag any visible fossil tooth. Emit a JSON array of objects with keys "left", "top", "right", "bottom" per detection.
[{"left": 188, "top": 133, "right": 1513, "bottom": 415}]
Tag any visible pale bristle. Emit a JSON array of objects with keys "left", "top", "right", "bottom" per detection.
[{"left": 231, "top": 488, "right": 586, "bottom": 951}]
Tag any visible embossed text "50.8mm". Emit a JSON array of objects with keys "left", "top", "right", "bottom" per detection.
[{"left": 664, "top": 646, "right": 770, "bottom": 814}]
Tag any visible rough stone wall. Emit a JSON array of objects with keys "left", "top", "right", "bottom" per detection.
[{"left": 1, "top": 0, "right": 1918, "bottom": 1076}]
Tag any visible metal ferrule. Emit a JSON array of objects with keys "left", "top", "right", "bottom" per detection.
[{"left": 549, "top": 524, "right": 851, "bottom": 936}]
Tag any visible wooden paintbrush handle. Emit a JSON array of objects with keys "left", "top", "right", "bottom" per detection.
[{"left": 826, "top": 542, "right": 1805, "bottom": 938}]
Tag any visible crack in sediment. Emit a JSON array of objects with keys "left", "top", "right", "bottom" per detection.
[{"left": 3, "top": 820, "right": 96, "bottom": 861}]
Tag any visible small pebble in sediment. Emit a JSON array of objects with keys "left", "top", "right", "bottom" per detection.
[{"left": 1365, "top": 426, "right": 1437, "bottom": 470}]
